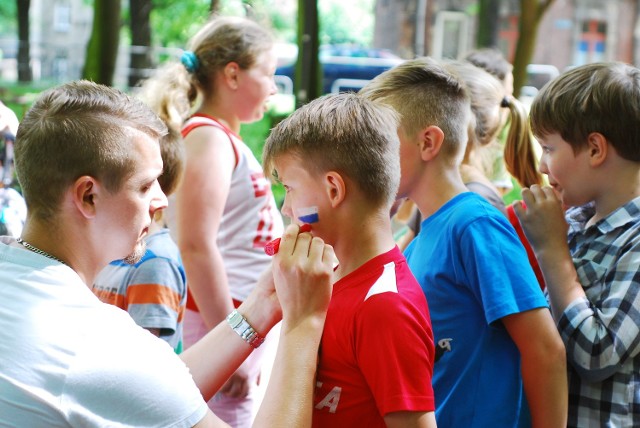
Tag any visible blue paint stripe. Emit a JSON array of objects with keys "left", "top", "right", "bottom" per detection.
[{"left": 298, "top": 212, "right": 319, "bottom": 224}]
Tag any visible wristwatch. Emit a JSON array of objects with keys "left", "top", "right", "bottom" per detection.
[{"left": 226, "top": 309, "right": 265, "bottom": 348}]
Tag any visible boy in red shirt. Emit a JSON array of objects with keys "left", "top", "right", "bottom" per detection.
[{"left": 263, "top": 93, "right": 436, "bottom": 428}]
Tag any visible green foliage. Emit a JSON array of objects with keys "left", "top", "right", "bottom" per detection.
[
  {"left": 149, "top": 0, "right": 297, "bottom": 49},
  {"left": 83, "top": 0, "right": 122, "bottom": 85},
  {"left": 268, "top": 4, "right": 296, "bottom": 42},
  {"left": 319, "top": 0, "right": 374, "bottom": 45},
  {"left": 0, "top": 1, "right": 17, "bottom": 36},
  {"left": 0, "top": 81, "right": 48, "bottom": 121},
  {"left": 242, "top": 0, "right": 297, "bottom": 42},
  {"left": 148, "top": 0, "right": 375, "bottom": 51},
  {"left": 150, "top": 0, "right": 211, "bottom": 49}
]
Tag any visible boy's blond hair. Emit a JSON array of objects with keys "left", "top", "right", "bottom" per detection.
[
  {"left": 359, "top": 56, "right": 471, "bottom": 165},
  {"left": 531, "top": 61, "right": 640, "bottom": 162},
  {"left": 263, "top": 93, "right": 400, "bottom": 208}
]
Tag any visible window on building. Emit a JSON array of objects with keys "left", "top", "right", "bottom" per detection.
[
  {"left": 54, "top": 4, "right": 71, "bottom": 33},
  {"left": 53, "top": 56, "right": 68, "bottom": 82},
  {"left": 432, "top": 11, "right": 469, "bottom": 60},
  {"left": 576, "top": 19, "right": 607, "bottom": 65}
]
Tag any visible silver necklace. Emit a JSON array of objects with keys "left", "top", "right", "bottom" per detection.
[{"left": 16, "top": 238, "right": 66, "bottom": 265}]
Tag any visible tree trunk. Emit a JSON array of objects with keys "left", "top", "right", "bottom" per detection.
[
  {"left": 83, "top": 0, "right": 121, "bottom": 86},
  {"left": 633, "top": 0, "right": 640, "bottom": 65},
  {"left": 295, "top": 0, "right": 321, "bottom": 107},
  {"left": 128, "top": 0, "right": 152, "bottom": 88},
  {"left": 512, "top": 0, "right": 555, "bottom": 98},
  {"left": 17, "top": 0, "right": 32, "bottom": 82},
  {"left": 477, "top": 0, "right": 501, "bottom": 48},
  {"left": 210, "top": 0, "right": 220, "bottom": 14}
]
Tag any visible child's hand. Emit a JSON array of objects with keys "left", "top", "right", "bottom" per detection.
[
  {"left": 272, "top": 224, "right": 334, "bottom": 332},
  {"left": 514, "top": 185, "right": 569, "bottom": 255}
]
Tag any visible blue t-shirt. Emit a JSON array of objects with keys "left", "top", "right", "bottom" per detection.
[{"left": 404, "top": 192, "right": 547, "bottom": 427}]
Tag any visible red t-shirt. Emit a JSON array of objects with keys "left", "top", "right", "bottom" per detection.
[
  {"left": 313, "top": 246, "right": 435, "bottom": 427},
  {"left": 506, "top": 203, "right": 546, "bottom": 290}
]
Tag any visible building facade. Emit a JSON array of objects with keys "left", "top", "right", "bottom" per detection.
[{"left": 374, "top": 0, "right": 640, "bottom": 80}]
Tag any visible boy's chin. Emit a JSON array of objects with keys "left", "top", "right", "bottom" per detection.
[{"left": 123, "top": 241, "right": 147, "bottom": 265}]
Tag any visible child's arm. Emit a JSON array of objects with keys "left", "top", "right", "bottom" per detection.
[
  {"left": 502, "top": 308, "right": 568, "bottom": 428},
  {"left": 516, "top": 185, "right": 640, "bottom": 381},
  {"left": 177, "top": 126, "right": 236, "bottom": 330},
  {"left": 253, "top": 226, "right": 335, "bottom": 427},
  {"left": 177, "top": 126, "right": 250, "bottom": 397},
  {"left": 181, "top": 224, "right": 334, "bottom": 425},
  {"left": 384, "top": 411, "right": 436, "bottom": 428},
  {"left": 513, "top": 185, "right": 584, "bottom": 317}
]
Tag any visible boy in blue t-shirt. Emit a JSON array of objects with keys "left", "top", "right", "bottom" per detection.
[{"left": 360, "top": 57, "right": 567, "bottom": 427}]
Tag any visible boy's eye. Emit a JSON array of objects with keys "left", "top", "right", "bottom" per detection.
[{"left": 142, "top": 181, "right": 155, "bottom": 192}]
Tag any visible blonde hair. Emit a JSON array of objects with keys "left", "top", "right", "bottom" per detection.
[
  {"left": 359, "top": 57, "right": 471, "bottom": 165},
  {"left": 263, "top": 93, "right": 401, "bottom": 208},
  {"left": 446, "top": 60, "right": 542, "bottom": 187},
  {"left": 503, "top": 97, "right": 543, "bottom": 187},
  {"left": 138, "top": 15, "right": 273, "bottom": 130}
]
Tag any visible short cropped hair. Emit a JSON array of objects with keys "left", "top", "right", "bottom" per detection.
[
  {"left": 359, "top": 57, "right": 471, "bottom": 163},
  {"left": 15, "top": 80, "right": 167, "bottom": 221},
  {"left": 531, "top": 62, "right": 640, "bottom": 161},
  {"left": 263, "top": 93, "right": 401, "bottom": 208}
]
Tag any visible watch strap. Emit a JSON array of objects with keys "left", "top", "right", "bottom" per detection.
[{"left": 226, "top": 309, "right": 265, "bottom": 348}]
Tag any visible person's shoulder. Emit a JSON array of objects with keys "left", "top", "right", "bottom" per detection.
[
  {"left": 440, "top": 192, "right": 506, "bottom": 225},
  {"left": 145, "top": 229, "right": 179, "bottom": 252},
  {"left": 183, "top": 122, "right": 232, "bottom": 146},
  {"left": 359, "top": 248, "right": 426, "bottom": 302},
  {"left": 595, "top": 196, "right": 640, "bottom": 233}
]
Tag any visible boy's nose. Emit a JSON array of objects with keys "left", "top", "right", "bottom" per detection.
[
  {"left": 280, "top": 198, "right": 293, "bottom": 219},
  {"left": 151, "top": 182, "right": 168, "bottom": 213},
  {"left": 538, "top": 158, "right": 549, "bottom": 175}
]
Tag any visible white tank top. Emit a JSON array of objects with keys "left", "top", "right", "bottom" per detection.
[{"left": 170, "top": 114, "right": 284, "bottom": 302}]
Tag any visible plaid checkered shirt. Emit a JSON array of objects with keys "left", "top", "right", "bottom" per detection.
[{"left": 557, "top": 196, "right": 640, "bottom": 427}]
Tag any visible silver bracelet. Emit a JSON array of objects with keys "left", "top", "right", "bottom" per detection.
[{"left": 226, "top": 309, "right": 265, "bottom": 348}]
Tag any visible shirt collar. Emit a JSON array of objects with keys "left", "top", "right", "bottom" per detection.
[{"left": 567, "top": 196, "right": 640, "bottom": 234}]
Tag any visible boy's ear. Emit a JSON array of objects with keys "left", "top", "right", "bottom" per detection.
[
  {"left": 71, "top": 175, "right": 99, "bottom": 219},
  {"left": 419, "top": 126, "right": 445, "bottom": 161},
  {"left": 586, "top": 132, "right": 608, "bottom": 167},
  {"left": 323, "top": 171, "right": 346, "bottom": 208},
  {"left": 223, "top": 62, "right": 240, "bottom": 90}
]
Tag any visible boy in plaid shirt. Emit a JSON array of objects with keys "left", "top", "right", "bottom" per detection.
[{"left": 515, "top": 62, "right": 640, "bottom": 427}]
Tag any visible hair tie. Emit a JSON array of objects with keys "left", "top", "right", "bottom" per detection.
[
  {"left": 500, "top": 96, "right": 510, "bottom": 108},
  {"left": 181, "top": 50, "right": 200, "bottom": 73}
]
